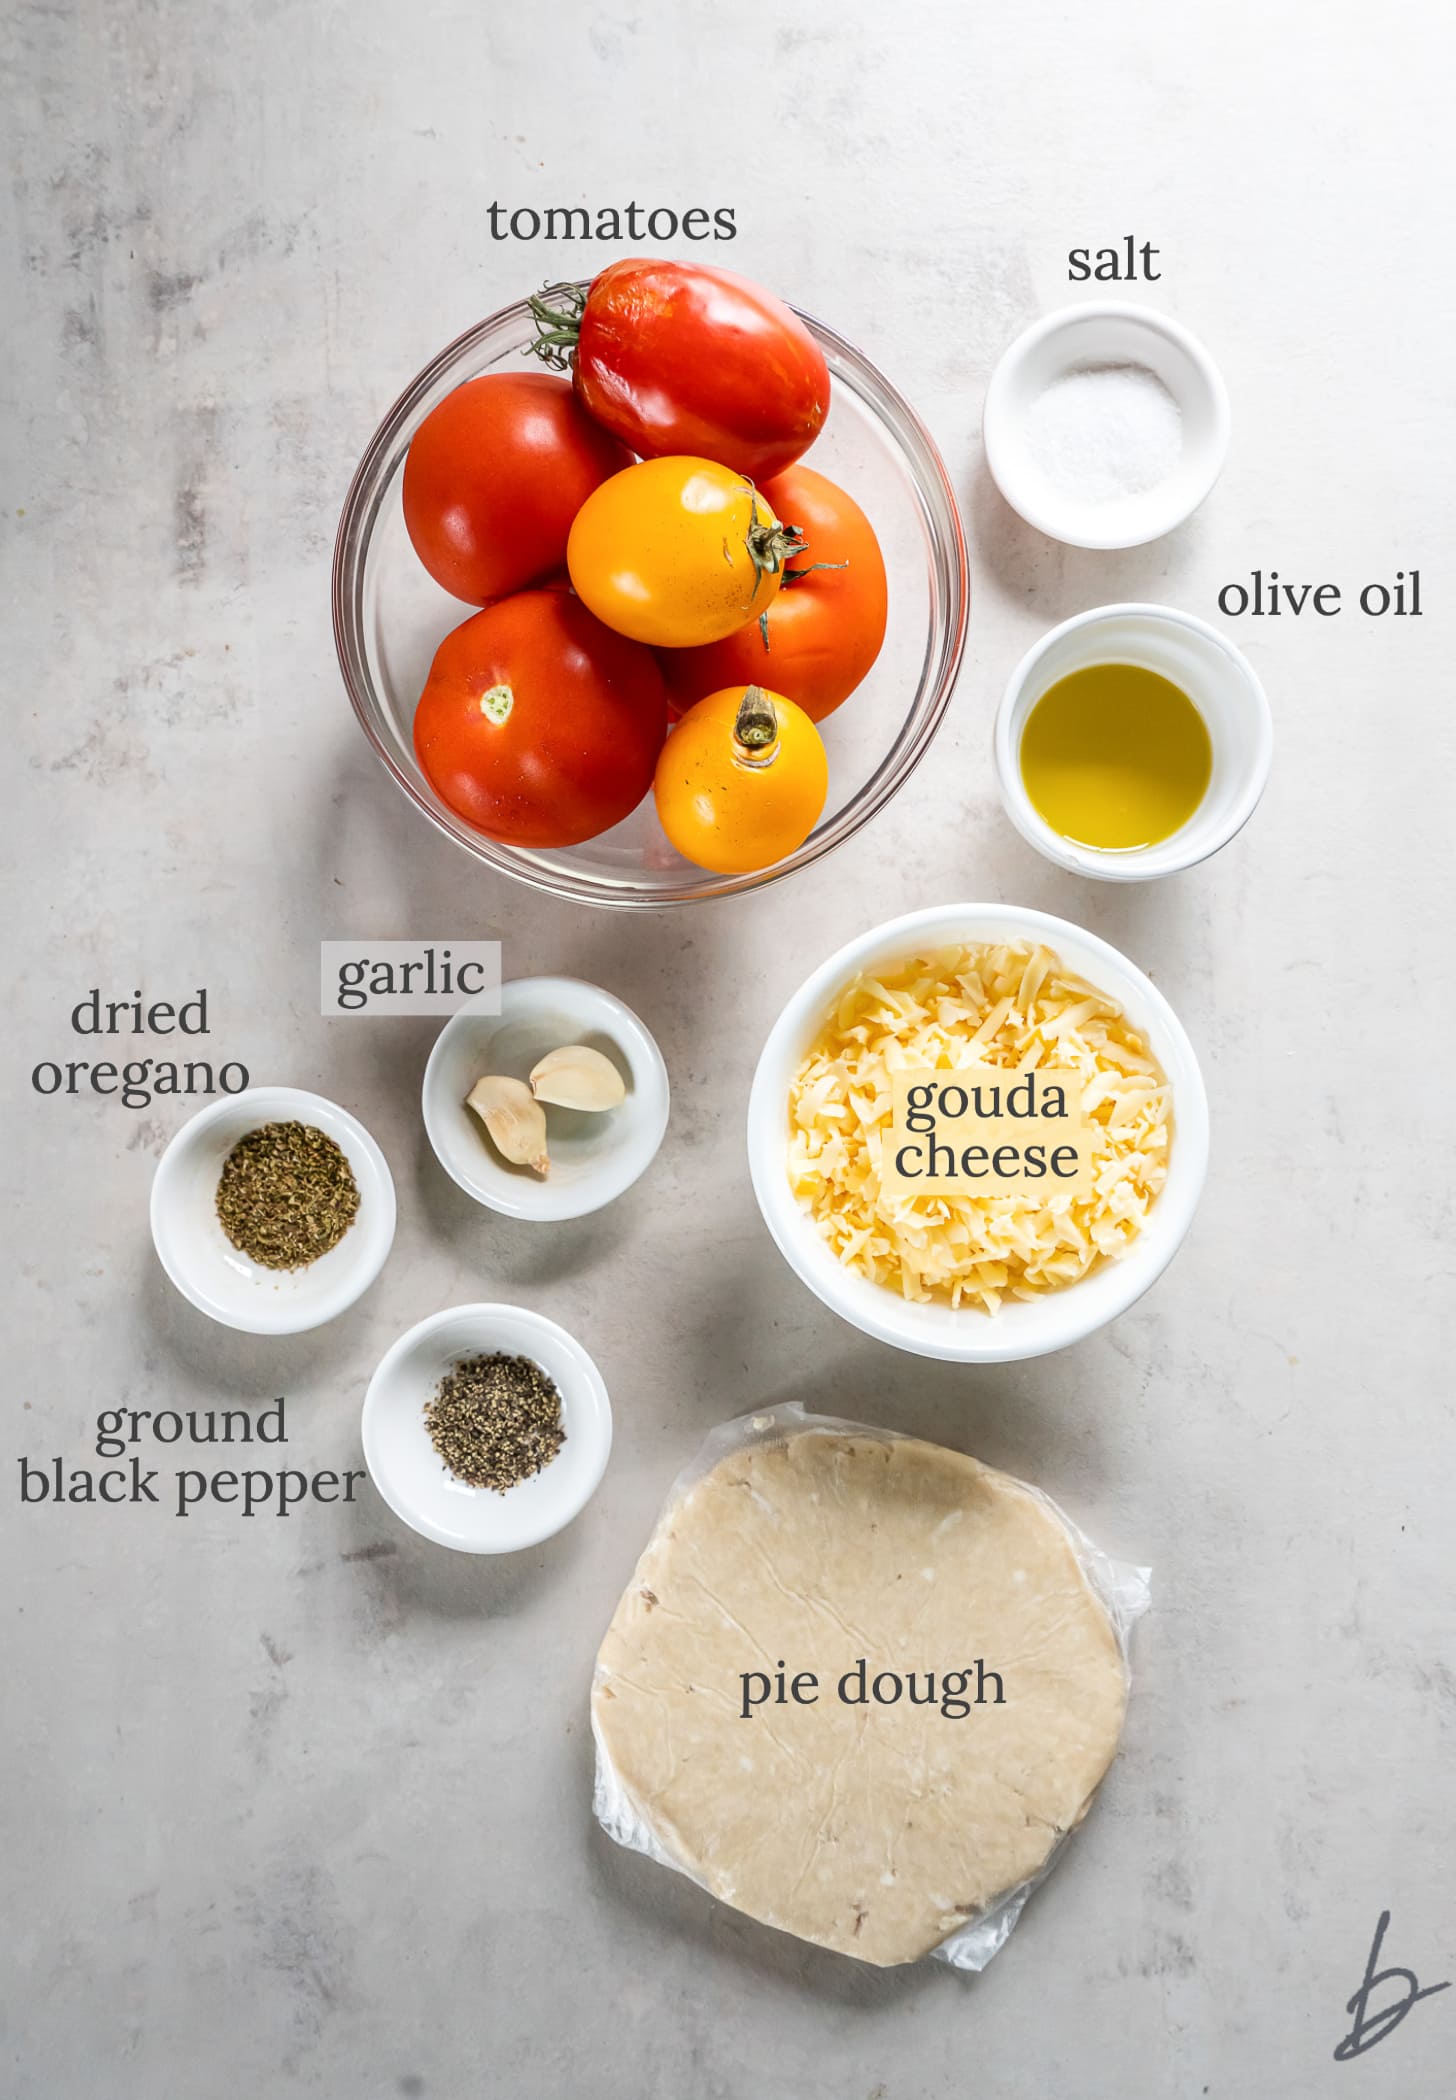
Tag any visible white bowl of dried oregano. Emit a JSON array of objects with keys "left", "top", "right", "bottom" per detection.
[{"left": 150, "top": 1086, "right": 397, "bottom": 1335}]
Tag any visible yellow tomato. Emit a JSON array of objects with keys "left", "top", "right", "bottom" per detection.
[
  {"left": 653, "top": 685, "right": 828, "bottom": 874},
  {"left": 567, "top": 456, "right": 805, "bottom": 648}
]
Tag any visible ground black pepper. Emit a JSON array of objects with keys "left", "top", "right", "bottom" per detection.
[
  {"left": 215, "top": 1120, "right": 360, "bottom": 1270},
  {"left": 424, "top": 1353, "right": 566, "bottom": 1492}
]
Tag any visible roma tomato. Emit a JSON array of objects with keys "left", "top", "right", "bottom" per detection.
[
  {"left": 661, "top": 465, "right": 888, "bottom": 723},
  {"left": 568, "top": 457, "right": 805, "bottom": 649},
  {"left": 414, "top": 591, "right": 666, "bottom": 848},
  {"left": 529, "top": 260, "right": 830, "bottom": 483},
  {"left": 402, "top": 373, "right": 628, "bottom": 605},
  {"left": 653, "top": 685, "right": 828, "bottom": 875}
]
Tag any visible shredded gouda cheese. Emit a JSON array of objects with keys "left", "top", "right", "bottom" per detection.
[{"left": 787, "top": 942, "right": 1172, "bottom": 1313}]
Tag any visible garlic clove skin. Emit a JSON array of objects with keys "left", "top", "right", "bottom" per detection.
[
  {"left": 465, "top": 1074, "right": 550, "bottom": 1176},
  {"left": 529, "top": 1044, "right": 626, "bottom": 1113}
]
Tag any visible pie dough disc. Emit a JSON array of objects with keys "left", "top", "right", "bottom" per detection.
[{"left": 593, "top": 1425, "right": 1128, "bottom": 1966}]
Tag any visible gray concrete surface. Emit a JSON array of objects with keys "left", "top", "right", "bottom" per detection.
[{"left": 3, "top": 2, "right": 1453, "bottom": 2094}]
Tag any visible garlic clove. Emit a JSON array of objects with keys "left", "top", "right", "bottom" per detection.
[
  {"left": 529, "top": 1044, "right": 627, "bottom": 1113},
  {"left": 465, "top": 1074, "right": 550, "bottom": 1176}
]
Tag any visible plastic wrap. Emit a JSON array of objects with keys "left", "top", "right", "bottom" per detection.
[{"left": 592, "top": 1402, "right": 1149, "bottom": 1972}]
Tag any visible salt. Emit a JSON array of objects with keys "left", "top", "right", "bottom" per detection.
[{"left": 1022, "top": 363, "right": 1182, "bottom": 505}]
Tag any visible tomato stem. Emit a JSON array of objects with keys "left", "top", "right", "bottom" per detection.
[
  {"left": 524, "top": 282, "right": 588, "bottom": 371},
  {"left": 744, "top": 498, "right": 806, "bottom": 602},
  {"left": 784, "top": 559, "right": 849, "bottom": 586},
  {"left": 734, "top": 686, "right": 779, "bottom": 759}
]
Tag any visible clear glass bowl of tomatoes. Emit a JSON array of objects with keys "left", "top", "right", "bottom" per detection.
[{"left": 333, "top": 290, "right": 968, "bottom": 907}]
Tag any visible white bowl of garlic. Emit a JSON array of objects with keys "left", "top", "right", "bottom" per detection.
[{"left": 422, "top": 977, "right": 670, "bottom": 1221}]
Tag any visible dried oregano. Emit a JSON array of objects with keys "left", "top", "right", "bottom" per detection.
[{"left": 216, "top": 1121, "right": 360, "bottom": 1270}]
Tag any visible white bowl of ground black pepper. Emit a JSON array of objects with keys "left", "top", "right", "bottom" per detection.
[
  {"left": 361, "top": 1303, "right": 612, "bottom": 1554},
  {"left": 150, "top": 1087, "right": 397, "bottom": 1334},
  {"left": 983, "top": 303, "right": 1231, "bottom": 549}
]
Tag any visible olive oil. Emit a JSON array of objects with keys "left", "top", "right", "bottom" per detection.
[{"left": 1019, "top": 663, "right": 1211, "bottom": 851}]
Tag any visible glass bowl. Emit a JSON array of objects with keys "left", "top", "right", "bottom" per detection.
[{"left": 333, "top": 294, "right": 969, "bottom": 909}]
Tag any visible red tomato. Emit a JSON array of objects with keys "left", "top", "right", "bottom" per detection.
[
  {"left": 529, "top": 261, "right": 830, "bottom": 483},
  {"left": 475, "top": 567, "right": 573, "bottom": 615},
  {"left": 660, "top": 465, "right": 888, "bottom": 723},
  {"left": 402, "top": 373, "right": 628, "bottom": 605},
  {"left": 413, "top": 591, "right": 667, "bottom": 847}
]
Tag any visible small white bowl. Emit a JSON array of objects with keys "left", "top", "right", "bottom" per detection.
[
  {"left": 994, "top": 602, "right": 1273, "bottom": 881},
  {"left": 983, "top": 302, "right": 1230, "bottom": 548},
  {"left": 748, "top": 903, "right": 1208, "bottom": 1363},
  {"left": 362, "top": 1303, "right": 612, "bottom": 1553},
  {"left": 150, "top": 1087, "right": 396, "bottom": 1334},
  {"left": 423, "top": 977, "right": 669, "bottom": 1221}
]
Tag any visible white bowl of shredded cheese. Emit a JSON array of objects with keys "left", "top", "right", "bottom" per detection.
[{"left": 748, "top": 904, "right": 1208, "bottom": 1361}]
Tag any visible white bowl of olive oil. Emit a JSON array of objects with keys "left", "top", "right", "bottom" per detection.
[{"left": 994, "top": 602, "right": 1272, "bottom": 881}]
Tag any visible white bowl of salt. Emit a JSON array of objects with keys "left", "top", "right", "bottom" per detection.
[{"left": 983, "top": 302, "right": 1230, "bottom": 549}]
